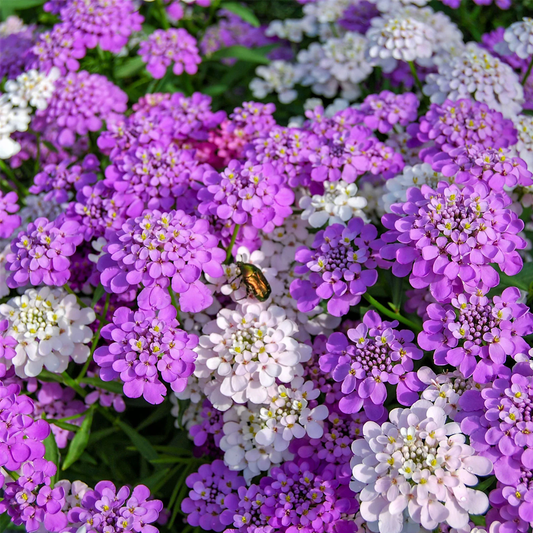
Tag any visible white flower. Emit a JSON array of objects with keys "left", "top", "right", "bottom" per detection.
[
  {"left": 88, "top": 237, "right": 108, "bottom": 265},
  {"left": 358, "top": 181, "right": 386, "bottom": 223},
  {"left": 250, "top": 61, "right": 303, "bottom": 104},
  {"left": 194, "top": 302, "right": 311, "bottom": 410},
  {"left": 511, "top": 114, "right": 533, "bottom": 170},
  {"left": 0, "top": 287, "right": 96, "bottom": 378},
  {"left": 0, "top": 16, "right": 26, "bottom": 36},
  {"left": 0, "top": 243, "right": 11, "bottom": 299},
  {"left": 365, "top": 13, "right": 435, "bottom": 71},
  {"left": 376, "top": 0, "right": 429, "bottom": 11},
  {"left": 170, "top": 393, "right": 204, "bottom": 431},
  {"left": 504, "top": 18, "right": 533, "bottom": 60},
  {"left": 0, "top": 95, "right": 30, "bottom": 159},
  {"left": 424, "top": 43, "right": 524, "bottom": 118},
  {"left": 297, "top": 43, "right": 338, "bottom": 99},
  {"left": 19, "top": 193, "right": 64, "bottom": 227},
  {"left": 351, "top": 399, "right": 492, "bottom": 533},
  {"left": 385, "top": 128, "right": 422, "bottom": 165},
  {"left": 174, "top": 374, "right": 209, "bottom": 404},
  {"left": 300, "top": 179, "right": 369, "bottom": 227},
  {"left": 220, "top": 379, "right": 327, "bottom": 480},
  {"left": 302, "top": 0, "right": 351, "bottom": 24},
  {"left": 5, "top": 68, "right": 60, "bottom": 110},
  {"left": 417, "top": 367, "right": 484, "bottom": 419},
  {"left": 266, "top": 17, "right": 317, "bottom": 43},
  {"left": 382, "top": 163, "right": 444, "bottom": 212}
]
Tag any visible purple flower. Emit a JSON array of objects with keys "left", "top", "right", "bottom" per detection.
[
  {"left": 0, "top": 191, "right": 20, "bottom": 239},
  {"left": 57, "top": 0, "right": 143, "bottom": 54},
  {"left": 32, "top": 70, "right": 128, "bottom": 147},
  {"left": 0, "top": 28, "right": 38, "bottom": 80},
  {"left": 320, "top": 310, "right": 423, "bottom": 420},
  {"left": 338, "top": 1, "right": 379, "bottom": 34},
  {"left": 139, "top": 29, "right": 201, "bottom": 79},
  {"left": 6, "top": 216, "right": 83, "bottom": 288},
  {"left": 198, "top": 160, "right": 295, "bottom": 232},
  {"left": 181, "top": 460, "right": 245, "bottom": 531},
  {"left": 290, "top": 218, "right": 380, "bottom": 317},
  {"left": 407, "top": 99, "right": 517, "bottom": 166},
  {"left": 419, "top": 287, "right": 533, "bottom": 383},
  {"left": 97, "top": 209, "right": 225, "bottom": 312},
  {"left": 188, "top": 399, "right": 224, "bottom": 458},
  {"left": 94, "top": 305, "right": 198, "bottom": 404},
  {"left": 68, "top": 481, "right": 163, "bottom": 533},
  {"left": 227, "top": 101, "right": 276, "bottom": 138},
  {"left": 461, "top": 363, "right": 533, "bottom": 526},
  {"left": 380, "top": 182, "right": 526, "bottom": 302},
  {"left": 360, "top": 90, "right": 419, "bottom": 134},
  {"left": 30, "top": 154, "right": 99, "bottom": 203}
]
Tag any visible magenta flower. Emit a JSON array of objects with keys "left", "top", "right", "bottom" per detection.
[
  {"left": 290, "top": 218, "right": 380, "bottom": 317},
  {"left": 360, "top": 90, "right": 419, "bottom": 134},
  {"left": 139, "top": 28, "right": 201, "bottom": 79},
  {"left": 320, "top": 310, "right": 423, "bottom": 420},
  {"left": 380, "top": 182, "right": 526, "bottom": 302},
  {"left": 94, "top": 305, "right": 198, "bottom": 404},
  {"left": 97, "top": 209, "right": 225, "bottom": 312},
  {"left": 181, "top": 460, "right": 245, "bottom": 531},
  {"left": 6, "top": 216, "right": 83, "bottom": 288},
  {"left": 419, "top": 287, "right": 533, "bottom": 383},
  {"left": 461, "top": 363, "right": 533, "bottom": 526},
  {"left": 198, "top": 160, "right": 295, "bottom": 232},
  {"left": 0, "top": 191, "right": 20, "bottom": 239}
]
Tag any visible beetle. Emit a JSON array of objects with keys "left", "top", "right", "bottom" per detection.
[{"left": 235, "top": 261, "right": 272, "bottom": 302}]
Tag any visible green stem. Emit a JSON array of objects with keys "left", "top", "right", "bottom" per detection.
[
  {"left": 225, "top": 224, "right": 240, "bottom": 264},
  {"left": 3, "top": 468, "right": 20, "bottom": 481},
  {"left": 363, "top": 293, "right": 422, "bottom": 333},
  {"left": 523, "top": 55, "right": 533, "bottom": 86},
  {"left": 408, "top": 61, "right": 424, "bottom": 93},
  {"left": 168, "top": 287, "right": 181, "bottom": 322},
  {"left": 63, "top": 284, "right": 88, "bottom": 308},
  {"left": 56, "top": 411, "right": 87, "bottom": 422},
  {"left": 77, "top": 293, "right": 110, "bottom": 382}
]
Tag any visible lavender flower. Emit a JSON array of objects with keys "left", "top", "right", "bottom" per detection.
[
  {"left": 380, "top": 182, "right": 526, "bottom": 302},
  {"left": 360, "top": 90, "right": 419, "bottom": 134},
  {"left": 320, "top": 310, "right": 423, "bottom": 419},
  {"left": 419, "top": 288, "right": 533, "bottom": 383},
  {"left": 291, "top": 218, "right": 380, "bottom": 317},
  {"left": 97, "top": 209, "right": 225, "bottom": 312},
  {"left": 94, "top": 305, "right": 198, "bottom": 404},
  {"left": 6, "top": 216, "right": 83, "bottom": 288},
  {"left": 139, "top": 29, "right": 201, "bottom": 79},
  {"left": 0, "top": 191, "right": 20, "bottom": 238}
]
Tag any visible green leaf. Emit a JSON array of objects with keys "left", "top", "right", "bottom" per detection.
[
  {"left": 0, "top": 0, "right": 45, "bottom": 15},
  {"left": 220, "top": 2, "right": 260, "bottom": 27},
  {"left": 91, "top": 284, "right": 106, "bottom": 307},
  {"left": 62, "top": 406, "right": 95, "bottom": 471},
  {"left": 0, "top": 512, "right": 13, "bottom": 533},
  {"left": 115, "top": 420, "right": 159, "bottom": 463},
  {"left": 80, "top": 376, "right": 124, "bottom": 395},
  {"left": 204, "top": 84, "right": 230, "bottom": 97},
  {"left": 470, "top": 514, "right": 486, "bottom": 527},
  {"left": 476, "top": 475, "right": 496, "bottom": 493},
  {"left": 209, "top": 45, "right": 272, "bottom": 65},
  {"left": 44, "top": 432, "right": 60, "bottom": 485},
  {"left": 496, "top": 262, "right": 533, "bottom": 292},
  {"left": 50, "top": 420, "right": 81, "bottom": 432},
  {"left": 115, "top": 57, "right": 146, "bottom": 79}
]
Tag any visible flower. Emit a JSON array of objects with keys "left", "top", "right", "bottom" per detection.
[
  {"left": 198, "top": 160, "right": 295, "bottom": 233},
  {"left": 181, "top": 460, "right": 245, "bottom": 532},
  {"left": 0, "top": 95, "right": 31, "bottom": 159},
  {"left": 94, "top": 305, "right": 198, "bottom": 404},
  {"left": 4, "top": 68, "right": 60, "bottom": 110},
  {"left": 68, "top": 481, "right": 163, "bottom": 533},
  {"left": 32, "top": 70, "right": 128, "bottom": 147},
  {"left": 6, "top": 216, "right": 83, "bottom": 288},
  {"left": 360, "top": 90, "right": 419, "bottom": 134},
  {"left": 382, "top": 163, "right": 444, "bottom": 212},
  {"left": 291, "top": 218, "right": 380, "bottom": 317},
  {"left": 365, "top": 12, "right": 435, "bottom": 71},
  {"left": 0, "top": 287, "right": 95, "bottom": 378},
  {"left": 139, "top": 29, "right": 201, "bottom": 79},
  {"left": 299, "top": 180, "right": 368, "bottom": 227},
  {"left": 0, "top": 191, "right": 20, "bottom": 238},
  {"left": 423, "top": 43, "right": 524, "bottom": 118},
  {"left": 504, "top": 18, "right": 533, "bottom": 60},
  {"left": 220, "top": 378, "right": 328, "bottom": 479},
  {"left": 193, "top": 301, "right": 312, "bottom": 410},
  {"left": 419, "top": 288, "right": 533, "bottom": 383},
  {"left": 460, "top": 363, "right": 533, "bottom": 526},
  {"left": 97, "top": 209, "right": 225, "bottom": 312},
  {"left": 380, "top": 182, "right": 526, "bottom": 302},
  {"left": 351, "top": 399, "right": 493, "bottom": 533},
  {"left": 250, "top": 60, "right": 303, "bottom": 104},
  {"left": 320, "top": 310, "right": 423, "bottom": 419}
]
